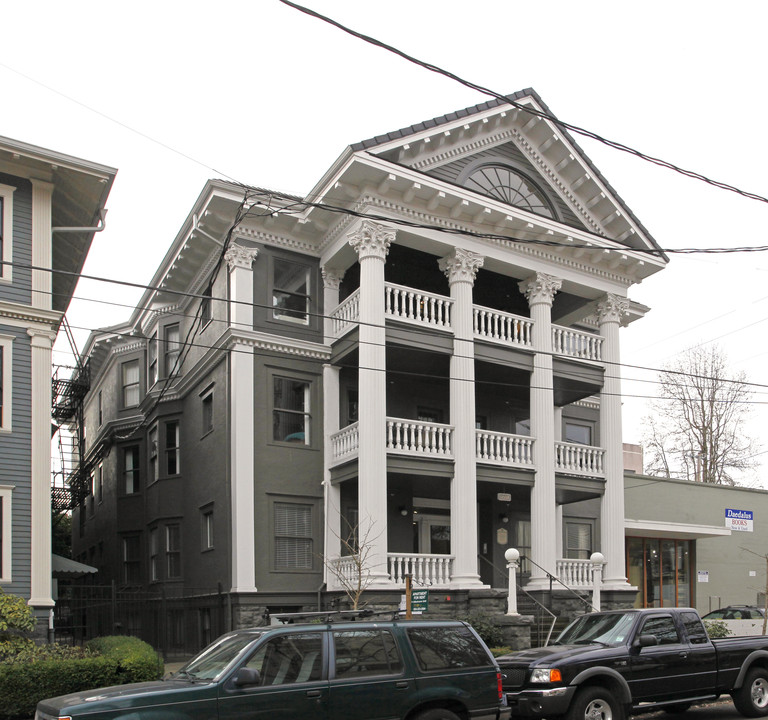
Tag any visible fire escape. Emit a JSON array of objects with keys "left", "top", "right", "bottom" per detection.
[{"left": 51, "top": 319, "right": 91, "bottom": 511}]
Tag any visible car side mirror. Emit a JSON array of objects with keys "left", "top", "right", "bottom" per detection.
[
  {"left": 637, "top": 634, "right": 658, "bottom": 648},
  {"left": 232, "top": 667, "right": 261, "bottom": 687}
]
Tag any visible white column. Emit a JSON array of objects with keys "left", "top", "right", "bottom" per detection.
[
  {"left": 597, "top": 293, "right": 632, "bottom": 589},
  {"left": 30, "top": 180, "right": 53, "bottom": 311},
  {"left": 439, "top": 248, "right": 484, "bottom": 587},
  {"left": 322, "top": 363, "right": 342, "bottom": 585},
  {"left": 347, "top": 221, "right": 395, "bottom": 586},
  {"left": 321, "top": 267, "right": 343, "bottom": 345},
  {"left": 226, "top": 245, "right": 259, "bottom": 593},
  {"left": 519, "top": 272, "right": 561, "bottom": 590},
  {"left": 28, "top": 328, "right": 57, "bottom": 608}
]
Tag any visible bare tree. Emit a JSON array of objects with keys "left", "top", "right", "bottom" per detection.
[
  {"left": 642, "top": 345, "right": 758, "bottom": 484},
  {"left": 323, "top": 515, "right": 379, "bottom": 610}
]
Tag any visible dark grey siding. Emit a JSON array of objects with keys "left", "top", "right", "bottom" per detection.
[
  {"left": 0, "top": 325, "right": 32, "bottom": 596},
  {"left": 423, "top": 142, "right": 587, "bottom": 231},
  {"left": 0, "top": 173, "right": 32, "bottom": 306}
]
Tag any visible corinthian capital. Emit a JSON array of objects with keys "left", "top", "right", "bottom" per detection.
[
  {"left": 225, "top": 244, "right": 259, "bottom": 270},
  {"left": 519, "top": 272, "right": 562, "bottom": 307},
  {"left": 438, "top": 248, "right": 484, "bottom": 285},
  {"left": 321, "top": 266, "right": 344, "bottom": 290},
  {"left": 597, "top": 293, "right": 630, "bottom": 325},
  {"left": 347, "top": 220, "right": 396, "bottom": 260}
]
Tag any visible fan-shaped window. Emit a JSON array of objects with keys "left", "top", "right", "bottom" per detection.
[{"left": 464, "top": 165, "right": 555, "bottom": 218}]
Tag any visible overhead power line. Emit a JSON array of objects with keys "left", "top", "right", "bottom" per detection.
[{"left": 279, "top": 0, "right": 768, "bottom": 209}]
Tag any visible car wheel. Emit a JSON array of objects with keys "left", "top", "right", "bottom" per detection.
[
  {"left": 566, "top": 686, "right": 623, "bottom": 720},
  {"left": 733, "top": 667, "right": 768, "bottom": 717},
  {"left": 414, "top": 710, "right": 461, "bottom": 720}
]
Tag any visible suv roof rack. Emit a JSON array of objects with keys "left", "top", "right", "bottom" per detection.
[{"left": 268, "top": 608, "right": 409, "bottom": 625}]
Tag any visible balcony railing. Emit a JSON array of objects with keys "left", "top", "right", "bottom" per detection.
[
  {"left": 552, "top": 325, "right": 603, "bottom": 361},
  {"left": 385, "top": 282, "right": 452, "bottom": 330},
  {"left": 474, "top": 305, "right": 533, "bottom": 348},
  {"left": 557, "top": 558, "right": 593, "bottom": 589},
  {"left": 555, "top": 441, "right": 605, "bottom": 477},
  {"left": 331, "top": 289, "right": 360, "bottom": 338},
  {"left": 475, "top": 430, "right": 534, "bottom": 467},
  {"left": 330, "top": 422, "right": 359, "bottom": 464},
  {"left": 387, "top": 418, "right": 453, "bottom": 458},
  {"left": 389, "top": 553, "right": 454, "bottom": 587}
]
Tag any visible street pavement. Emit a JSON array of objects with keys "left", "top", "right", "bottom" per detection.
[{"left": 640, "top": 698, "right": 740, "bottom": 719}]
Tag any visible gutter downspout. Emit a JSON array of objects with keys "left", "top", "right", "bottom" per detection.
[{"left": 52, "top": 208, "right": 107, "bottom": 233}]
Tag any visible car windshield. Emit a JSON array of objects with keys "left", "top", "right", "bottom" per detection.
[
  {"left": 555, "top": 613, "right": 636, "bottom": 647},
  {"left": 176, "top": 631, "right": 265, "bottom": 681}
]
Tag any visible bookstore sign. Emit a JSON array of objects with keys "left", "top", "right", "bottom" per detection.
[{"left": 725, "top": 508, "right": 753, "bottom": 532}]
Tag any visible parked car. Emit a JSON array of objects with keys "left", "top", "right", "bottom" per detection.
[
  {"left": 497, "top": 607, "right": 768, "bottom": 719},
  {"left": 36, "top": 619, "right": 510, "bottom": 720},
  {"left": 703, "top": 605, "right": 767, "bottom": 637}
]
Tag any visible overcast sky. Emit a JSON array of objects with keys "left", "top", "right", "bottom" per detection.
[{"left": 3, "top": 1, "right": 766, "bottom": 484}]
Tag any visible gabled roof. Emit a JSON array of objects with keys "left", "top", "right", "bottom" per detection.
[{"left": 348, "top": 88, "right": 666, "bottom": 262}]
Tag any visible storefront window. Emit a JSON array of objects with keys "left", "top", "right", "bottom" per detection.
[{"left": 627, "top": 537, "right": 692, "bottom": 608}]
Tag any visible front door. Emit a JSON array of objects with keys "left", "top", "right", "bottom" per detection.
[{"left": 417, "top": 514, "right": 450, "bottom": 555}]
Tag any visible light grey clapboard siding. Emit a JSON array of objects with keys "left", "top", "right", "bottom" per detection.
[
  {"left": 0, "top": 324, "right": 32, "bottom": 595},
  {"left": 423, "top": 142, "right": 587, "bottom": 231},
  {"left": 0, "top": 172, "right": 32, "bottom": 306}
]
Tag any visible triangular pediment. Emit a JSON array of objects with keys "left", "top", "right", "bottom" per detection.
[{"left": 350, "top": 88, "right": 663, "bottom": 258}]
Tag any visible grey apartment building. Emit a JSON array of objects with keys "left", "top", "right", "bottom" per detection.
[{"left": 71, "top": 89, "right": 669, "bottom": 649}]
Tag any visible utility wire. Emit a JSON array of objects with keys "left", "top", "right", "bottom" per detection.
[
  {"left": 280, "top": 0, "right": 768, "bottom": 208},
  {"left": 10, "top": 254, "right": 766, "bottom": 393}
]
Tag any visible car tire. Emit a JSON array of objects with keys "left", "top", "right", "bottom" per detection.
[
  {"left": 565, "top": 686, "right": 623, "bottom": 720},
  {"left": 415, "top": 710, "right": 461, "bottom": 720},
  {"left": 733, "top": 667, "right": 768, "bottom": 717}
]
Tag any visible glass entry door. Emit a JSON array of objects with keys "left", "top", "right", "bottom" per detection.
[
  {"left": 626, "top": 537, "right": 692, "bottom": 608},
  {"left": 415, "top": 514, "right": 451, "bottom": 555}
]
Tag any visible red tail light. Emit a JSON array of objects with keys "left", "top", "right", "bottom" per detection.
[{"left": 497, "top": 671, "right": 503, "bottom": 700}]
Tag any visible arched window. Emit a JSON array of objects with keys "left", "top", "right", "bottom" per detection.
[{"left": 463, "top": 164, "right": 555, "bottom": 218}]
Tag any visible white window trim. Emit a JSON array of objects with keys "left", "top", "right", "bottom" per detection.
[
  {"left": 0, "top": 184, "right": 15, "bottom": 284},
  {"left": 0, "top": 484, "right": 13, "bottom": 582},
  {"left": 0, "top": 335, "right": 12, "bottom": 432}
]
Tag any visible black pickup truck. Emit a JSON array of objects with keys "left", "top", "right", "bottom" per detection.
[{"left": 498, "top": 607, "right": 768, "bottom": 720}]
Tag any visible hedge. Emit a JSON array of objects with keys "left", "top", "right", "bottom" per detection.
[{"left": 0, "top": 635, "right": 163, "bottom": 719}]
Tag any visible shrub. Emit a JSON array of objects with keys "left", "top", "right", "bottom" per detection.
[
  {"left": 459, "top": 613, "right": 505, "bottom": 648},
  {"left": 489, "top": 646, "right": 512, "bottom": 657},
  {"left": 0, "top": 635, "right": 162, "bottom": 719},
  {"left": 704, "top": 619, "right": 731, "bottom": 638},
  {"left": 0, "top": 590, "right": 35, "bottom": 660}
]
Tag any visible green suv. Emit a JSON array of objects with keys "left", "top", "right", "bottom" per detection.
[{"left": 36, "top": 619, "right": 510, "bottom": 720}]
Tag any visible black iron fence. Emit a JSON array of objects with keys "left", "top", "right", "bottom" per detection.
[{"left": 54, "top": 583, "right": 227, "bottom": 660}]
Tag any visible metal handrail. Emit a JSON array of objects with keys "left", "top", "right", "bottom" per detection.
[
  {"left": 523, "top": 555, "right": 597, "bottom": 614},
  {"left": 477, "top": 555, "right": 557, "bottom": 646}
]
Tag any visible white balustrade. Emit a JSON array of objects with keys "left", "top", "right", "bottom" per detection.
[
  {"left": 555, "top": 441, "right": 605, "bottom": 476},
  {"left": 388, "top": 553, "right": 454, "bottom": 587},
  {"left": 556, "top": 558, "right": 593, "bottom": 588},
  {"left": 385, "top": 283, "right": 452, "bottom": 329},
  {"left": 331, "top": 290, "right": 360, "bottom": 337},
  {"left": 327, "top": 554, "right": 364, "bottom": 591},
  {"left": 473, "top": 305, "right": 533, "bottom": 347},
  {"left": 330, "top": 422, "right": 360, "bottom": 464},
  {"left": 552, "top": 325, "right": 603, "bottom": 361},
  {"left": 475, "top": 430, "right": 534, "bottom": 467},
  {"left": 387, "top": 418, "right": 453, "bottom": 457}
]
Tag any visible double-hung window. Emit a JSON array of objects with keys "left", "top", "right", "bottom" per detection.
[
  {"left": 272, "top": 258, "right": 310, "bottom": 324},
  {"left": 0, "top": 184, "right": 14, "bottom": 283},
  {"left": 122, "top": 536, "right": 140, "bottom": 585},
  {"left": 149, "top": 426, "right": 158, "bottom": 483},
  {"left": 201, "top": 391, "right": 213, "bottom": 436},
  {"left": 201, "top": 283, "right": 212, "bottom": 328},
  {"left": 165, "top": 421, "right": 180, "bottom": 475},
  {"left": 201, "top": 507, "right": 214, "bottom": 551},
  {"left": 564, "top": 421, "right": 593, "bottom": 446},
  {"left": 273, "top": 377, "right": 310, "bottom": 444},
  {"left": 164, "top": 324, "right": 180, "bottom": 377},
  {"left": 149, "top": 528, "right": 159, "bottom": 582},
  {"left": 0, "top": 336, "right": 11, "bottom": 431},
  {"left": 0, "top": 486, "right": 12, "bottom": 582},
  {"left": 122, "top": 360, "right": 140, "bottom": 408},
  {"left": 148, "top": 332, "right": 158, "bottom": 386},
  {"left": 166, "top": 524, "right": 181, "bottom": 578},
  {"left": 565, "top": 520, "right": 593, "bottom": 560},
  {"left": 123, "top": 446, "right": 140, "bottom": 494},
  {"left": 274, "top": 502, "right": 312, "bottom": 570}
]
